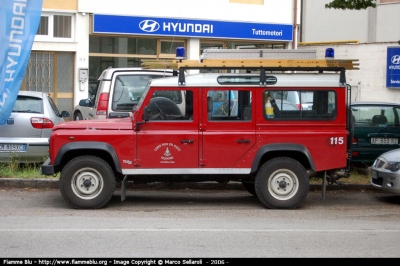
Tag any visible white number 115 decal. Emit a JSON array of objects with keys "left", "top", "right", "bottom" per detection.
[{"left": 329, "top": 137, "right": 344, "bottom": 145}]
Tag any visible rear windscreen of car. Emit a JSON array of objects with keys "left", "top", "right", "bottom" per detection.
[
  {"left": 13, "top": 96, "right": 43, "bottom": 114},
  {"left": 352, "top": 105, "right": 400, "bottom": 126}
]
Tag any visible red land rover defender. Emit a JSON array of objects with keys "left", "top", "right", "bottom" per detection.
[{"left": 41, "top": 49, "right": 358, "bottom": 209}]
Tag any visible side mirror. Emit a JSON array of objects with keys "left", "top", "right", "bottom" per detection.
[
  {"left": 136, "top": 106, "right": 148, "bottom": 131},
  {"left": 142, "top": 106, "right": 149, "bottom": 121},
  {"left": 61, "top": 111, "right": 70, "bottom": 118},
  {"left": 79, "top": 99, "right": 89, "bottom": 107}
]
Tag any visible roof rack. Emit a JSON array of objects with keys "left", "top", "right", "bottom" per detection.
[{"left": 141, "top": 58, "right": 359, "bottom": 86}]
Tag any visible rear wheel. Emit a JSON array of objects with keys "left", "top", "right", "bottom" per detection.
[
  {"left": 59, "top": 155, "right": 116, "bottom": 209},
  {"left": 255, "top": 157, "right": 309, "bottom": 209}
]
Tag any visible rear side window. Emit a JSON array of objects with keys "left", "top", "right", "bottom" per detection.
[
  {"left": 264, "top": 90, "right": 336, "bottom": 120},
  {"left": 13, "top": 96, "right": 43, "bottom": 114}
]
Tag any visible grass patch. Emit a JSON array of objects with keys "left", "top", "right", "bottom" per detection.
[
  {"left": 0, "top": 154, "right": 56, "bottom": 179},
  {"left": 0, "top": 162, "right": 47, "bottom": 178}
]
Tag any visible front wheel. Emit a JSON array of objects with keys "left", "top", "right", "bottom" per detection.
[
  {"left": 255, "top": 157, "right": 309, "bottom": 209},
  {"left": 74, "top": 112, "right": 83, "bottom": 121},
  {"left": 59, "top": 155, "right": 116, "bottom": 209}
]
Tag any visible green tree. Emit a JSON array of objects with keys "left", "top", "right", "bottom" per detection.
[{"left": 326, "top": 0, "right": 376, "bottom": 10}]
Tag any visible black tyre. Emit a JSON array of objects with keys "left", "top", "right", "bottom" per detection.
[
  {"left": 255, "top": 157, "right": 309, "bottom": 209},
  {"left": 74, "top": 112, "right": 83, "bottom": 121},
  {"left": 242, "top": 181, "right": 256, "bottom": 196},
  {"left": 59, "top": 155, "right": 116, "bottom": 209}
]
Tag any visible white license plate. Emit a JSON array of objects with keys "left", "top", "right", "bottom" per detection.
[
  {"left": 371, "top": 138, "right": 398, "bottom": 145},
  {"left": 0, "top": 144, "right": 27, "bottom": 152}
]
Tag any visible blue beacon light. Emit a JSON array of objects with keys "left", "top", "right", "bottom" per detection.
[
  {"left": 176, "top": 47, "right": 186, "bottom": 61},
  {"left": 325, "top": 48, "right": 335, "bottom": 59}
]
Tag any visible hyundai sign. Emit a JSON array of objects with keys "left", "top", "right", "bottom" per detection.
[
  {"left": 387, "top": 47, "right": 400, "bottom": 89},
  {"left": 93, "top": 14, "right": 293, "bottom": 42}
]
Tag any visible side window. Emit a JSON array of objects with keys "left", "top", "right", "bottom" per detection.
[
  {"left": 207, "top": 89, "right": 252, "bottom": 121},
  {"left": 147, "top": 89, "right": 192, "bottom": 121},
  {"left": 47, "top": 95, "right": 61, "bottom": 117},
  {"left": 265, "top": 90, "right": 336, "bottom": 120}
]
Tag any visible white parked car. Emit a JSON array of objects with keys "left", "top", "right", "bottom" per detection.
[{"left": 72, "top": 68, "right": 175, "bottom": 120}]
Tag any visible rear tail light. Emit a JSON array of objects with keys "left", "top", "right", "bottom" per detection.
[
  {"left": 296, "top": 104, "right": 303, "bottom": 110},
  {"left": 96, "top": 92, "right": 109, "bottom": 115},
  {"left": 31, "top": 117, "right": 54, "bottom": 129},
  {"left": 351, "top": 137, "right": 358, "bottom": 157}
]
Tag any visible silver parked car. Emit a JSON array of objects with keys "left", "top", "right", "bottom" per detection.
[
  {"left": 0, "top": 91, "right": 70, "bottom": 163},
  {"left": 371, "top": 148, "right": 400, "bottom": 194}
]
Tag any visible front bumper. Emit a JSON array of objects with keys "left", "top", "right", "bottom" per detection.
[
  {"left": 40, "top": 158, "right": 55, "bottom": 175},
  {"left": 371, "top": 168, "right": 400, "bottom": 194}
]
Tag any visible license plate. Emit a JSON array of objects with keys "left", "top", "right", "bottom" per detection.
[
  {"left": 0, "top": 144, "right": 27, "bottom": 152},
  {"left": 371, "top": 138, "right": 398, "bottom": 145}
]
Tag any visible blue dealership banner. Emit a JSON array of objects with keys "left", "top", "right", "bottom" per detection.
[
  {"left": 93, "top": 14, "right": 293, "bottom": 42},
  {"left": 387, "top": 46, "right": 400, "bottom": 89},
  {"left": 0, "top": 0, "right": 43, "bottom": 125}
]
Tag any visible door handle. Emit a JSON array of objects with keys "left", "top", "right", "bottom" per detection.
[
  {"left": 237, "top": 139, "right": 250, "bottom": 143},
  {"left": 181, "top": 139, "right": 194, "bottom": 143}
]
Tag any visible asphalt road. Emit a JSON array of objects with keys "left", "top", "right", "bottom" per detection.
[{"left": 1, "top": 183, "right": 400, "bottom": 259}]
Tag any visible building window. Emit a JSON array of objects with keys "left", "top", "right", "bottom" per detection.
[
  {"left": 37, "top": 16, "right": 49, "bottom": 35},
  {"left": 89, "top": 36, "right": 157, "bottom": 55},
  {"left": 35, "top": 13, "right": 74, "bottom": 41},
  {"left": 159, "top": 40, "right": 185, "bottom": 59},
  {"left": 89, "top": 36, "right": 186, "bottom": 79},
  {"left": 53, "top": 15, "right": 72, "bottom": 38}
]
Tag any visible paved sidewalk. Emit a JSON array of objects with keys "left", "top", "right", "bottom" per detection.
[{"left": 0, "top": 177, "right": 373, "bottom": 191}]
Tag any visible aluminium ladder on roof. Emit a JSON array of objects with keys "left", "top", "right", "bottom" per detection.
[
  {"left": 141, "top": 58, "right": 359, "bottom": 70},
  {"left": 142, "top": 57, "right": 359, "bottom": 86}
]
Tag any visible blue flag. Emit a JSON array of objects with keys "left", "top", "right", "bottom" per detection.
[{"left": 0, "top": 0, "right": 43, "bottom": 125}]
